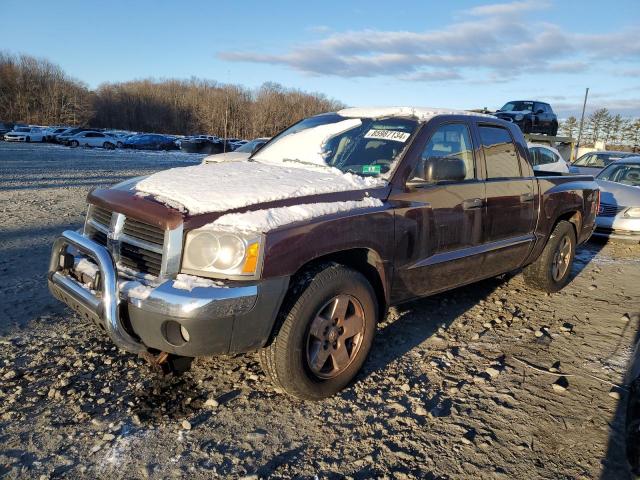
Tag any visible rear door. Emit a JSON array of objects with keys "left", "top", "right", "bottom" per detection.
[
  {"left": 391, "top": 120, "right": 486, "bottom": 300},
  {"left": 478, "top": 123, "right": 536, "bottom": 275}
]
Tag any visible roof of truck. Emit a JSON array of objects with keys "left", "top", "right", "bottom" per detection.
[{"left": 337, "top": 106, "right": 491, "bottom": 121}]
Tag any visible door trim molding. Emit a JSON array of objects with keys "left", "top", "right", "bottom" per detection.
[{"left": 409, "top": 234, "right": 535, "bottom": 269}]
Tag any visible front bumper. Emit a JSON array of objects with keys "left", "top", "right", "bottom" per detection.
[
  {"left": 4, "top": 136, "right": 25, "bottom": 142},
  {"left": 48, "top": 230, "right": 289, "bottom": 356},
  {"left": 593, "top": 216, "right": 640, "bottom": 242}
]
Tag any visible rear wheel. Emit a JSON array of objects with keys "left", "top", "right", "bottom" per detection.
[
  {"left": 523, "top": 220, "right": 576, "bottom": 293},
  {"left": 549, "top": 122, "right": 558, "bottom": 136},
  {"left": 260, "top": 263, "right": 378, "bottom": 400}
]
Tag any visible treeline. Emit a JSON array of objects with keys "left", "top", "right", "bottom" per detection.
[
  {"left": 0, "top": 52, "right": 343, "bottom": 138},
  {"left": 559, "top": 108, "right": 640, "bottom": 147}
]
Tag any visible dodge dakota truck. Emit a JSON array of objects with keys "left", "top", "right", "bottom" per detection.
[{"left": 48, "top": 107, "right": 599, "bottom": 400}]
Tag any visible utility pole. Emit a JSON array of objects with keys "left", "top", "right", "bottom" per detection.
[{"left": 575, "top": 87, "right": 589, "bottom": 159}]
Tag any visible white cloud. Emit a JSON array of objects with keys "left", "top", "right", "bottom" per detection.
[
  {"left": 217, "top": 1, "right": 640, "bottom": 83},
  {"left": 466, "top": 0, "right": 550, "bottom": 17}
]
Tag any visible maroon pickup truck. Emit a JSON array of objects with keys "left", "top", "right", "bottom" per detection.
[{"left": 48, "top": 107, "right": 599, "bottom": 399}]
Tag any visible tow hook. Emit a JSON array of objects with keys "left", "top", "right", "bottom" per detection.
[{"left": 140, "top": 351, "right": 194, "bottom": 375}]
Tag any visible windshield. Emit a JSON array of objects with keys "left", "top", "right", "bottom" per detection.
[
  {"left": 252, "top": 113, "right": 419, "bottom": 177},
  {"left": 597, "top": 163, "right": 640, "bottom": 186},
  {"left": 573, "top": 152, "right": 630, "bottom": 167},
  {"left": 500, "top": 101, "right": 533, "bottom": 112},
  {"left": 236, "top": 139, "right": 266, "bottom": 153},
  {"left": 15, "top": 127, "right": 30, "bottom": 132}
]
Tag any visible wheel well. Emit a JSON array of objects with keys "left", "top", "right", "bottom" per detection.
[
  {"left": 290, "top": 249, "right": 388, "bottom": 321},
  {"left": 556, "top": 211, "right": 581, "bottom": 238}
]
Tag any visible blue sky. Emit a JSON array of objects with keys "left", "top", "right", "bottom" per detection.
[{"left": 2, "top": 0, "right": 639, "bottom": 117}]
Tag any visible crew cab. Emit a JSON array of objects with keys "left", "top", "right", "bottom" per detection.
[{"left": 48, "top": 107, "right": 599, "bottom": 399}]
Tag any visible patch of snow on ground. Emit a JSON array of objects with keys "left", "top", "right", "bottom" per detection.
[
  {"left": 172, "top": 274, "right": 226, "bottom": 291},
  {"left": 135, "top": 161, "right": 383, "bottom": 215},
  {"left": 211, "top": 197, "right": 384, "bottom": 233}
]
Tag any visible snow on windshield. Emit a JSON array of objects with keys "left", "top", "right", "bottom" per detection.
[{"left": 253, "top": 119, "right": 362, "bottom": 168}]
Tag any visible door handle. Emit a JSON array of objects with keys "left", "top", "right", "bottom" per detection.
[
  {"left": 520, "top": 193, "right": 534, "bottom": 202},
  {"left": 462, "top": 198, "right": 483, "bottom": 210}
]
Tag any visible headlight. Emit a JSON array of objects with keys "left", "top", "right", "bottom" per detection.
[
  {"left": 515, "top": 114, "right": 524, "bottom": 121},
  {"left": 181, "top": 229, "right": 263, "bottom": 279},
  {"left": 624, "top": 207, "right": 640, "bottom": 218}
]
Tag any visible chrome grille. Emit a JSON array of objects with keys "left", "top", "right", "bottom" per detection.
[
  {"left": 598, "top": 203, "right": 625, "bottom": 217},
  {"left": 83, "top": 204, "right": 182, "bottom": 278},
  {"left": 91, "top": 206, "right": 112, "bottom": 228},
  {"left": 123, "top": 218, "right": 165, "bottom": 244},
  {"left": 119, "top": 243, "right": 163, "bottom": 276}
]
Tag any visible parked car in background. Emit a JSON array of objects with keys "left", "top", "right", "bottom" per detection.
[
  {"left": 180, "top": 135, "right": 224, "bottom": 154},
  {"left": 104, "top": 131, "right": 132, "bottom": 148},
  {"left": 569, "top": 151, "right": 636, "bottom": 176},
  {"left": 0, "top": 122, "right": 15, "bottom": 138},
  {"left": 123, "top": 134, "right": 179, "bottom": 151},
  {"left": 203, "top": 137, "right": 270, "bottom": 164},
  {"left": 4, "top": 126, "right": 45, "bottom": 142},
  {"left": 592, "top": 157, "right": 640, "bottom": 242},
  {"left": 55, "top": 127, "right": 96, "bottom": 144},
  {"left": 67, "top": 131, "right": 118, "bottom": 149},
  {"left": 43, "top": 127, "right": 69, "bottom": 142},
  {"left": 528, "top": 143, "right": 569, "bottom": 173},
  {"left": 493, "top": 100, "right": 558, "bottom": 136}
]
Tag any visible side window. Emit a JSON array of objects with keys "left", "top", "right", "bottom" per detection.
[
  {"left": 573, "top": 154, "right": 590, "bottom": 166},
  {"left": 529, "top": 148, "right": 540, "bottom": 166},
  {"left": 588, "top": 155, "right": 605, "bottom": 167},
  {"left": 410, "top": 123, "right": 475, "bottom": 183},
  {"left": 479, "top": 125, "right": 521, "bottom": 178},
  {"left": 539, "top": 149, "right": 555, "bottom": 165}
]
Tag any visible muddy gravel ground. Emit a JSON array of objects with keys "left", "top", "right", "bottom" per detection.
[{"left": 1, "top": 142, "right": 639, "bottom": 479}]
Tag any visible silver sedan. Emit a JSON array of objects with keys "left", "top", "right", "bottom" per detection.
[{"left": 593, "top": 157, "right": 640, "bottom": 242}]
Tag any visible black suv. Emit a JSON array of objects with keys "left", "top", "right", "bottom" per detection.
[{"left": 494, "top": 100, "right": 558, "bottom": 136}]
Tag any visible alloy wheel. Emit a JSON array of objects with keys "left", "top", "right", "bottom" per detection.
[{"left": 306, "top": 294, "right": 365, "bottom": 379}]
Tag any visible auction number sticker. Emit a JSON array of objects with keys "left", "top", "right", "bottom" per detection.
[{"left": 364, "top": 129, "right": 410, "bottom": 142}]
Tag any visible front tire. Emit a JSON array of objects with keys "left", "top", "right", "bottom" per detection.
[
  {"left": 523, "top": 220, "right": 576, "bottom": 293},
  {"left": 260, "top": 263, "right": 378, "bottom": 400},
  {"left": 69, "top": 140, "right": 79, "bottom": 148},
  {"left": 103, "top": 142, "right": 115, "bottom": 150},
  {"left": 25, "top": 136, "right": 30, "bottom": 143}
]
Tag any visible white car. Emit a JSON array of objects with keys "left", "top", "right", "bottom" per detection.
[
  {"left": 67, "top": 131, "right": 118, "bottom": 149},
  {"left": 528, "top": 143, "right": 569, "bottom": 173},
  {"left": 4, "top": 126, "right": 45, "bottom": 142}
]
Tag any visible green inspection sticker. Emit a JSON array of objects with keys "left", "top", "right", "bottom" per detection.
[{"left": 362, "top": 165, "right": 382, "bottom": 174}]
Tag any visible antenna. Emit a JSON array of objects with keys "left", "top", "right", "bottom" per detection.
[{"left": 575, "top": 87, "right": 589, "bottom": 159}]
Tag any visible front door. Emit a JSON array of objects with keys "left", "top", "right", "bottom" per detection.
[
  {"left": 478, "top": 124, "right": 536, "bottom": 276},
  {"left": 391, "top": 122, "right": 486, "bottom": 301}
]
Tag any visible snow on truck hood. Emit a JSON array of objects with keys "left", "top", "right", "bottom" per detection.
[{"left": 134, "top": 160, "right": 384, "bottom": 215}]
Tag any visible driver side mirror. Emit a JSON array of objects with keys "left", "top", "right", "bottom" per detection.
[{"left": 423, "top": 156, "right": 467, "bottom": 183}]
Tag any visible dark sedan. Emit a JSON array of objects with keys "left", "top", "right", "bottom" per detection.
[
  {"left": 493, "top": 100, "right": 558, "bottom": 136},
  {"left": 123, "top": 134, "right": 179, "bottom": 151}
]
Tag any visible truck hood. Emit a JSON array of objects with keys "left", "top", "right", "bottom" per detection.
[
  {"left": 91, "top": 161, "right": 388, "bottom": 232},
  {"left": 597, "top": 179, "right": 640, "bottom": 207},
  {"left": 134, "top": 160, "right": 385, "bottom": 215}
]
